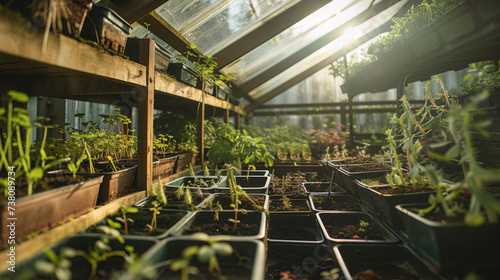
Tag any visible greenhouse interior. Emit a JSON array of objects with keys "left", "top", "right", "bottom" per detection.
[{"left": 0, "top": 0, "right": 499, "bottom": 279}]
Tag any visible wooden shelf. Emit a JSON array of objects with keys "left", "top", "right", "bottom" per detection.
[{"left": 0, "top": 13, "right": 243, "bottom": 188}]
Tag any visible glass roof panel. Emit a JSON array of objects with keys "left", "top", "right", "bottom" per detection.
[
  {"left": 247, "top": 0, "right": 407, "bottom": 100},
  {"left": 223, "top": 0, "right": 367, "bottom": 85},
  {"left": 155, "top": 0, "right": 300, "bottom": 54}
]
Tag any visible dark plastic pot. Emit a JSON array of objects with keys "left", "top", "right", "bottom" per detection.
[
  {"left": 80, "top": 5, "right": 132, "bottom": 55},
  {"left": 268, "top": 198, "right": 312, "bottom": 214},
  {"left": 0, "top": 175, "right": 103, "bottom": 244},
  {"left": 218, "top": 175, "right": 270, "bottom": 194},
  {"left": 134, "top": 192, "right": 213, "bottom": 210},
  {"left": 266, "top": 243, "right": 341, "bottom": 280},
  {"left": 171, "top": 211, "right": 267, "bottom": 240},
  {"left": 165, "top": 176, "right": 223, "bottom": 193},
  {"left": 166, "top": 63, "right": 198, "bottom": 87},
  {"left": 396, "top": 203, "right": 500, "bottom": 277},
  {"left": 3, "top": 235, "right": 156, "bottom": 280},
  {"left": 367, "top": 184, "right": 435, "bottom": 231},
  {"left": 195, "top": 169, "right": 269, "bottom": 176},
  {"left": 337, "top": 164, "right": 392, "bottom": 198},
  {"left": 317, "top": 212, "right": 399, "bottom": 244},
  {"left": 83, "top": 208, "right": 190, "bottom": 240},
  {"left": 126, "top": 38, "right": 172, "bottom": 73},
  {"left": 309, "top": 194, "right": 364, "bottom": 212},
  {"left": 136, "top": 237, "right": 265, "bottom": 280},
  {"left": 267, "top": 213, "right": 323, "bottom": 243},
  {"left": 334, "top": 244, "right": 440, "bottom": 280},
  {"left": 203, "top": 193, "right": 269, "bottom": 212}
]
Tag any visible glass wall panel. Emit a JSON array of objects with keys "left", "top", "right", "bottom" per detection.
[{"left": 156, "top": 0, "right": 299, "bottom": 54}]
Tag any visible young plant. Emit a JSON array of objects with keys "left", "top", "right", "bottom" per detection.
[
  {"left": 147, "top": 201, "right": 162, "bottom": 232},
  {"left": 203, "top": 165, "right": 210, "bottom": 176},
  {"left": 302, "top": 143, "right": 312, "bottom": 160},
  {"left": 156, "top": 177, "right": 168, "bottom": 206},
  {"left": 320, "top": 268, "right": 341, "bottom": 280},
  {"left": 115, "top": 203, "right": 139, "bottom": 234},
  {"left": 67, "top": 150, "right": 87, "bottom": 178},
  {"left": 282, "top": 194, "right": 292, "bottom": 211},
  {"left": 219, "top": 164, "right": 263, "bottom": 232},
  {"left": 246, "top": 164, "right": 256, "bottom": 180},
  {"left": 170, "top": 233, "right": 233, "bottom": 280}
]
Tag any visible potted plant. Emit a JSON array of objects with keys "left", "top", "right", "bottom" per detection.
[
  {"left": 334, "top": 244, "right": 440, "bottom": 280},
  {"left": 65, "top": 109, "right": 138, "bottom": 203},
  {"left": 396, "top": 90, "right": 500, "bottom": 277},
  {"left": 317, "top": 211, "right": 399, "bottom": 244},
  {"left": 0, "top": 91, "right": 103, "bottom": 244},
  {"left": 266, "top": 242, "right": 341, "bottom": 280},
  {"left": 132, "top": 233, "right": 265, "bottom": 280},
  {"left": 267, "top": 213, "right": 323, "bottom": 243},
  {"left": 268, "top": 194, "right": 312, "bottom": 214}
]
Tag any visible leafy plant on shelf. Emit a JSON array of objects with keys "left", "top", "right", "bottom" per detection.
[
  {"left": 207, "top": 122, "right": 274, "bottom": 170},
  {"left": 170, "top": 233, "right": 234, "bottom": 280},
  {"left": 219, "top": 164, "right": 263, "bottom": 232},
  {"left": 289, "top": 143, "right": 302, "bottom": 161},
  {"left": 0, "top": 91, "right": 69, "bottom": 197},
  {"left": 175, "top": 44, "right": 235, "bottom": 94},
  {"left": 414, "top": 90, "right": 500, "bottom": 226},
  {"left": 152, "top": 133, "right": 175, "bottom": 157}
]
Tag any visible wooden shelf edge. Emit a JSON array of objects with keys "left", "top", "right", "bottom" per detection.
[
  {"left": 0, "top": 191, "right": 146, "bottom": 270},
  {"left": 0, "top": 16, "right": 147, "bottom": 87}
]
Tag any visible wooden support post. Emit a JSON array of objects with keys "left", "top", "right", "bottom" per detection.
[
  {"left": 197, "top": 97, "right": 206, "bottom": 165},
  {"left": 340, "top": 103, "right": 346, "bottom": 133},
  {"left": 137, "top": 39, "right": 155, "bottom": 193},
  {"left": 348, "top": 96, "right": 354, "bottom": 147},
  {"left": 235, "top": 113, "right": 241, "bottom": 130}
]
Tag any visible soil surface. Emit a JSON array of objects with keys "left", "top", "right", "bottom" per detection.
[
  {"left": 8, "top": 174, "right": 92, "bottom": 198},
  {"left": 343, "top": 163, "right": 391, "bottom": 172},
  {"left": 269, "top": 199, "right": 310, "bottom": 212},
  {"left": 373, "top": 183, "right": 435, "bottom": 194},
  {"left": 304, "top": 183, "right": 333, "bottom": 192},
  {"left": 88, "top": 208, "right": 185, "bottom": 236},
  {"left": 323, "top": 217, "right": 388, "bottom": 240},
  {"left": 181, "top": 213, "right": 261, "bottom": 236},
  {"left": 312, "top": 196, "right": 361, "bottom": 211},
  {"left": 207, "top": 193, "right": 266, "bottom": 211}
]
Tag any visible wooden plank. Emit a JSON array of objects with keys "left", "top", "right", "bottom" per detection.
[
  {"left": 0, "top": 17, "right": 147, "bottom": 87},
  {"left": 99, "top": 0, "right": 169, "bottom": 24},
  {"left": 137, "top": 39, "right": 155, "bottom": 193},
  {"left": 154, "top": 73, "right": 232, "bottom": 109},
  {"left": 0, "top": 191, "right": 146, "bottom": 271},
  {"left": 197, "top": 99, "right": 205, "bottom": 165}
]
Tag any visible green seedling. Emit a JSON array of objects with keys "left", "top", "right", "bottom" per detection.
[
  {"left": 115, "top": 203, "right": 139, "bottom": 234},
  {"left": 170, "top": 233, "right": 233, "bottom": 280},
  {"left": 147, "top": 201, "right": 162, "bottom": 232}
]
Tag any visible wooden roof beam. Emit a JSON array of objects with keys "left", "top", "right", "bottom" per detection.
[
  {"left": 99, "top": 0, "right": 169, "bottom": 24},
  {"left": 244, "top": 20, "right": 394, "bottom": 112},
  {"left": 213, "top": 0, "right": 333, "bottom": 68},
  {"left": 234, "top": 0, "right": 405, "bottom": 95}
]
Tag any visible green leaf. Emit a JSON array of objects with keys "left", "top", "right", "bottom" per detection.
[
  {"left": 212, "top": 242, "right": 233, "bottom": 257},
  {"left": 464, "top": 211, "right": 486, "bottom": 227},
  {"left": 34, "top": 260, "right": 55, "bottom": 275},
  {"left": 8, "top": 90, "right": 29, "bottom": 103},
  {"left": 197, "top": 245, "right": 214, "bottom": 262},
  {"left": 29, "top": 167, "right": 44, "bottom": 181},
  {"left": 443, "top": 145, "right": 459, "bottom": 160},
  {"left": 183, "top": 246, "right": 200, "bottom": 258}
]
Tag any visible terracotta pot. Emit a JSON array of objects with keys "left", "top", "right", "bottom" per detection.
[{"left": 0, "top": 175, "right": 103, "bottom": 244}]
